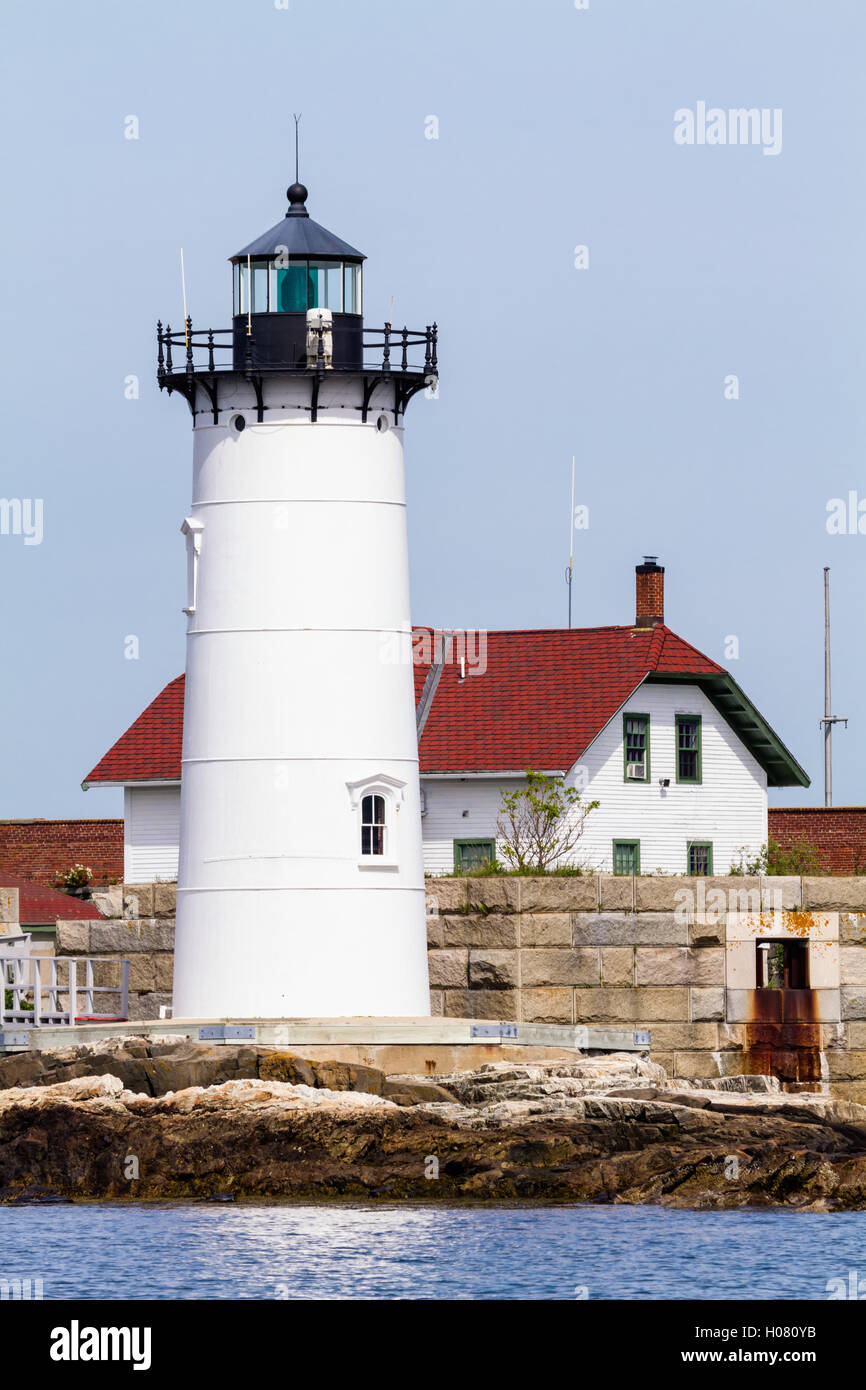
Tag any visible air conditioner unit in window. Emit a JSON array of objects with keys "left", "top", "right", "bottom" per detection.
[{"left": 626, "top": 763, "right": 646, "bottom": 779}]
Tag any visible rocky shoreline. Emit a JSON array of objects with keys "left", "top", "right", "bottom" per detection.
[{"left": 1, "top": 1042, "right": 866, "bottom": 1209}]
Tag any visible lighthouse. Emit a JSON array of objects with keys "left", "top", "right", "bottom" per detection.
[{"left": 157, "top": 175, "right": 437, "bottom": 1019}]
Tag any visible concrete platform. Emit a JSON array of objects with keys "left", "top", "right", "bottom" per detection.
[{"left": 0, "top": 1016, "right": 651, "bottom": 1074}]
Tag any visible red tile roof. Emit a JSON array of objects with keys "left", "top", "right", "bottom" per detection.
[
  {"left": 415, "top": 625, "right": 724, "bottom": 772},
  {"left": 0, "top": 873, "right": 104, "bottom": 925},
  {"left": 83, "top": 676, "right": 185, "bottom": 787},
  {"left": 83, "top": 626, "right": 725, "bottom": 784}
]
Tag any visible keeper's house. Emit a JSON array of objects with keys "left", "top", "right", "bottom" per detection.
[{"left": 83, "top": 559, "right": 809, "bottom": 880}]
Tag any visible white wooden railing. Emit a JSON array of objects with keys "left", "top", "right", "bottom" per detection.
[{"left": 1, "top": 954, "right": 130, "bottom": 1027}]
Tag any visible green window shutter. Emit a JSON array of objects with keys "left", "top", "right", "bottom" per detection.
[
  {"left": 613, "top": 840, "right": 640, "bottom": 875},
  {"left": 676, "top": 715, "right": 702, "bottom": 783},
  {"left": 453, "top": 839, "right": 496, "bottom": 871},
  {"left": 623, "top": 714, "right": 650, "bottom": 782},
  {"left": 687, "top": 841, "right": 713, "bottom": 875}
]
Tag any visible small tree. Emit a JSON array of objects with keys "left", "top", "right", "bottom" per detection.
[{"left": 497, "top": 771, "right": 599, "bottom": 873}]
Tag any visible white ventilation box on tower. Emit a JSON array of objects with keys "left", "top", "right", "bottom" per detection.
[{"left": 306, "top": 308, "right": 333, "bottom": 368}]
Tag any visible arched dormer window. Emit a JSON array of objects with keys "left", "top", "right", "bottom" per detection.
[{"left": 346, "top": 773, "right": 406, "bottom": 869}]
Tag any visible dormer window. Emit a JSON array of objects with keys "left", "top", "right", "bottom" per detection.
[
  {"left": 346, "top": 773, "right": 406, "bottom": 869},
  {"left": 361, "top": 794, "right": 386, "bottom": 857}
]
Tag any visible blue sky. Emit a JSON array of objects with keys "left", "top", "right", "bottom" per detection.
[{"left": 1, "top": 0, "right": 863, "bottom": 817}]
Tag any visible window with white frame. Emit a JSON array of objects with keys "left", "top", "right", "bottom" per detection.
[
  {"left": 347, "top": 773, "right": 405, "bottom": 867},
  {"left": 361, "top": 793, "right": 386, "bottom": 857}
]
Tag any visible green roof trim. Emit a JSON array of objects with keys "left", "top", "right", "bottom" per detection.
[{"left": 645, "top": 671, "right": 810, "bottom": 788}]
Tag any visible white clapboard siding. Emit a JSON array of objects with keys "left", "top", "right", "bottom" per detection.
[
  {"left": 124, "top": 786, "right": 181, "bottom": 883},
  {"left": 575, "top": 683, "right": 767, "bottom": 874},
  {"left": 421, "top": 777, "right": 524, "bottom": 876},
  {"left": 420, "top": 682, "right": 768, "bottom": 876}
]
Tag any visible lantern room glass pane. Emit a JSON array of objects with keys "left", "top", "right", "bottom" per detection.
[
  {"left": 276, "top": 264, "right": 307, "bottom": 312},
  {"left": 238, "top": 262, "right": 249, "bottom": 315},
  {"left": 252, "top": 263, "right": 269, "bottom": 313},
  {"left": 343, "top": 263, "right": 360, "bottom": 314},
  {"left": 307, "top": 261, "right": 342, "bottom": 310},
  {"left": 233, "top": 263, "right": 240, "bottom": 315},
  {"left": 326, "top": 263, "right": 341, "bottom": 309}
]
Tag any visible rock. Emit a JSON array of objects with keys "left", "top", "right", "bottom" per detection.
[
  {"left": 1, "top": 1047, "right": 866, "bottom": 1210},
  {"left": 382, "top": 1078, "right": 456, "bottom": 1105},
  {"left": 0, "top": 1074, "right": 126, "bottom": 1112},
  {"left": 90, "top": 885, "right": 123, "bottom": 918},
  {"left": 309, "top": 1061, "right": 385, "bottom": 1095},
  {"left": 0, "top": 1042, "right": 387, "bottom": 1100},
  {"left": 259, "top": 1054, "right": 385, "bottom": 1094},
  {"left": 258, "top": 1053, "right": 318, "bottom": 1087},
  {"left": 5, "top": 1186, "right": 73, "bottom": 1205}
]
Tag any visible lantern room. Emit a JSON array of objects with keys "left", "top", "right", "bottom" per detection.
[{"left": 230, "top": 181, "right": 365, "bottom": 370}]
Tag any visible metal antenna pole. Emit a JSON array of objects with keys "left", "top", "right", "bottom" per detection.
[
  {"left": 566, "top": 455, "right": 575, "bottom": 628},
  {"left": 293, "top": 112, "right": 302, "bottom": 182},
  {"left": 180, "top": 248, "right": 189, "bottom": 350},
  {"left": 824, "top": 567, "right": 832, "bottom": 805},
  {"left": 819, "top": 566, "right": 847, "bottom": 806}
]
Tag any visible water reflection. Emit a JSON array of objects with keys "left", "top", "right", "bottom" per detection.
[{"left": 2, "top": 1204, "right": 865, "bottom": 1300}]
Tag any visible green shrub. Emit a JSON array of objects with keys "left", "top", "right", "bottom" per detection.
[{"left": 729, "top": 835, "right": 822, "bottom": 876}]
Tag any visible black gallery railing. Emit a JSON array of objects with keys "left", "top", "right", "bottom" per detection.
[{"left": 156, "top": 318, "right": 438, "bottom": 380}]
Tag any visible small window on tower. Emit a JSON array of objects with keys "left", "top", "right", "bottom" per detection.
[{"left": 361, "top": 794, "right": 386, "bottom": 857}]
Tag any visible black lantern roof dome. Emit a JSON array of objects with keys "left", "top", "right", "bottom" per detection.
[{"left": 231, "top": 183, "right": 365, "bottom": 263}]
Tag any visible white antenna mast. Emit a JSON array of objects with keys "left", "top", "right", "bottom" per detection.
[
  {"left": 566, "top": 455, "right": 575, "bottom": 628},
  {"left": 180, "top": 248, "right": 189, "bottom": 350},
  {"left": 820, "top": 565, "right": 848, "bottom": 805}
]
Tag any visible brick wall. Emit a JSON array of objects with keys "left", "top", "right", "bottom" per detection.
[
  {"left": 768, "top": 807, "right": 866, "bottom": 875},
  {"left": 0, "top": 820, "right": 123, "bottom": 887}
]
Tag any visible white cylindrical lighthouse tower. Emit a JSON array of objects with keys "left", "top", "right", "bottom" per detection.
[{"left": 157, "top": 178, "right": 437, "bottom": 1018}]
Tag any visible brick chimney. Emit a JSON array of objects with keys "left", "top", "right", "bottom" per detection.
[{"left": 635, "top": 556, "right": 664, "bottom": 627}]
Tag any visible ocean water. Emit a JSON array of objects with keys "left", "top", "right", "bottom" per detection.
[{"left": 2, "top": 1203, "right": 865, "bottom": 1300}]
